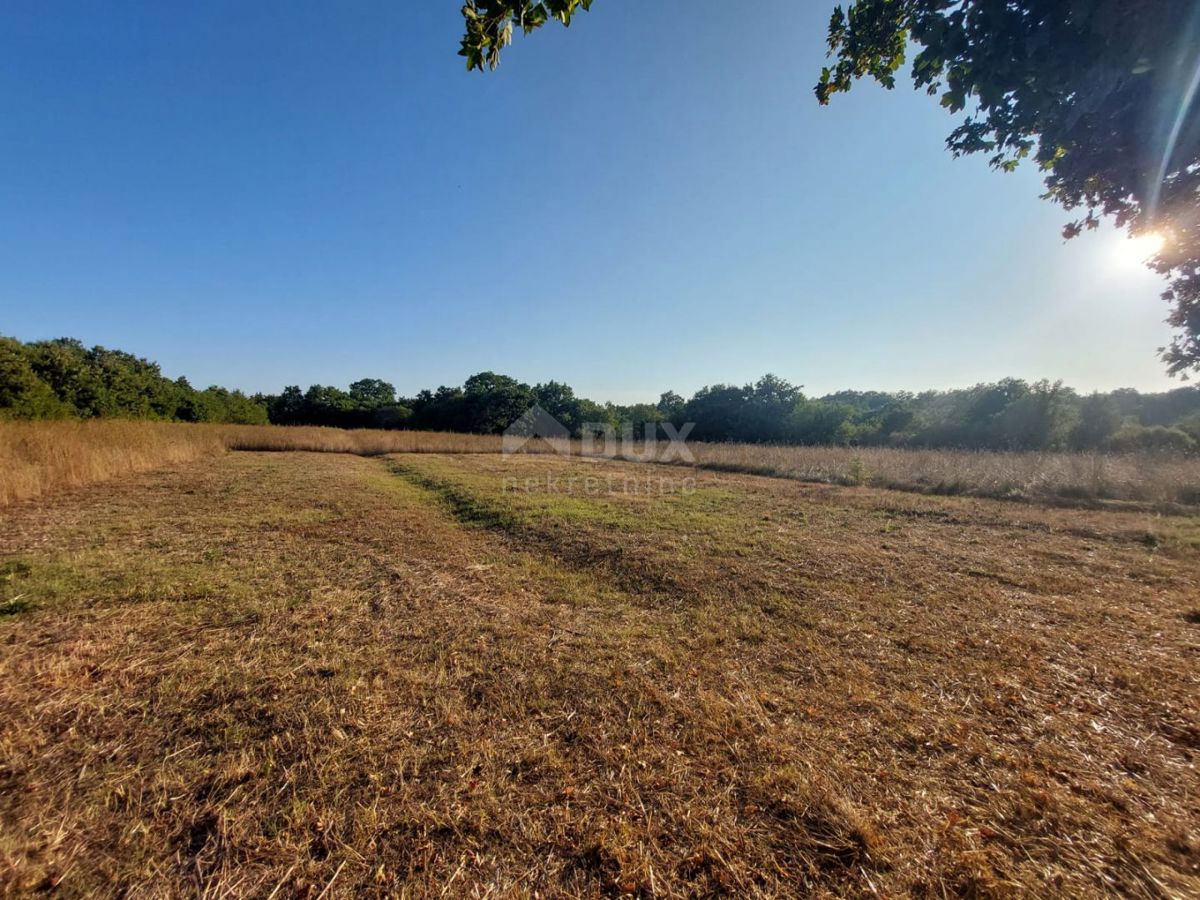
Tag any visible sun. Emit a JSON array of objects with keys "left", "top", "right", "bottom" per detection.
[{"left": 1113, "top": 231, "right": 1166, "bottom": 267}]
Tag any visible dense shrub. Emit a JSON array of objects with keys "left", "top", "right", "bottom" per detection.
[
  {"left": 1108, "top": 424, "right": 1196, "bottom": 453},
  {"left": 0, "top": 336, "right": 266, "bottom": 425}
]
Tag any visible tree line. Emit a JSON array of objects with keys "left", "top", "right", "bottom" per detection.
[
  {"left": 262, "top": 372, "right": 1200, "bottom": 453},
  {"left": 0, "top": 336, "right": 267, "bottom": 425},
  {"left": 4, "top": 335, "right": 1200, "bottom": 452}
]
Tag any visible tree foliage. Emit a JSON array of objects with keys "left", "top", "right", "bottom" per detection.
[
  {"left": 265, "top": 381, "right": 410, "bottom": 429},
  {"left": 0, "top": 336, "right": 267, "bottom": 424},
  {"left": 820, "top": 0, "right": 1200, "bottom": 373},
  {"left": 459, "top": 0, "right": 593, "bottom": 71},
  {"left": 264, "top": 369, "right": 1200, "bottom": 452}
]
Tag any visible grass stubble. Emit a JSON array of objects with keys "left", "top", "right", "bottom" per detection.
[{"left": 0, "top": 449, "right": 1197, "bottom": 896}]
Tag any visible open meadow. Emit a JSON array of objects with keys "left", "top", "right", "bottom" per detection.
[
  {"left": 1, "top": 439, "right": 1198, "bottom": 896},
  {"left": 6, "top": 0, "right": 1200, "bottom": 895},
  {"left": 5, "top": 421, "right": 1200, "bottom": 509}
]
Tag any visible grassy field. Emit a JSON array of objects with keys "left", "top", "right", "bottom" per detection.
[
  {"left": 5, "top": 420, "right": 1200, "bottom": 509},
  {"left": 676, "top": 442, "right": 1200, "bottom": 509},
  {"left": 1, "top": 449, "right": 1197, "bottom": 896},
  {"left": 0, "top": 423, "right": 505, "bottom": 505}
]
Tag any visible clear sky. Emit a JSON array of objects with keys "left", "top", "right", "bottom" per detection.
[{"left": 0, "top": 1, "right": 1181, "bottom": 402}]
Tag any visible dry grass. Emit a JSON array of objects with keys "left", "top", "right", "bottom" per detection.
[
  {"left": 0, "top": 451, "right": 1197, "bottom": 896},
  {"left": 5, "top": 421, "right": 1200, "bottom": 512},
  {"left": 220, "top": 424, "right": 503, "bottom": 456},
  {"left": 0, "top": 422, "right": 506, "bottom": 505},
  {"left": 0, "top": 421, "right": 225, "bottom": 506},
  {"left": 644, "top": 442, "right": 1200, "bottom": 510}
]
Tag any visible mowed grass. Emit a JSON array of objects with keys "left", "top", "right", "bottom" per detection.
[{"left": 0, "top": 452, "right": 1198, "bottom": 896}]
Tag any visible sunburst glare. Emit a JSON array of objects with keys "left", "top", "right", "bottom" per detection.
[{"left": 1113, "top": 231, "right": 1166, "bottom": 268}]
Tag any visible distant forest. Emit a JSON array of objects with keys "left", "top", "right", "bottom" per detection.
[
  {"left": 4, "top": 335, "right": 1200, "bottom": 453},
  {"left": 0, "top": 336, "right": 268, "bottom": 425}
]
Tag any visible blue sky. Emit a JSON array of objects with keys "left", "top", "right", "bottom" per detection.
[{"left": 0, "top": 1, "right": 1179, "bottom": 401}]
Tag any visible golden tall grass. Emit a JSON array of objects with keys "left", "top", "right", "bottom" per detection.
[
  {"left": 4, "top": 420, "right": 1200, "bottom": 509},
  {"left": 220, "top": 424, "right": 503, "bottom": 455},
  {"left": 0, "top": 422, "right": 509, "bottom": 505},
  {"left": 662, "top": 442, "right": 1200, "bottom": 508},
  {"left": 0, "top": 421, "right": 226, "bottom": 506}
]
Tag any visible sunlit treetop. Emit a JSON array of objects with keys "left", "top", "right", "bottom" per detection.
[
  {"left": 458, "top": 0, "right": 592, "bottom": 72},
  {"left": 815, "top": 0, "right": 1200, "bottom": 373}
]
